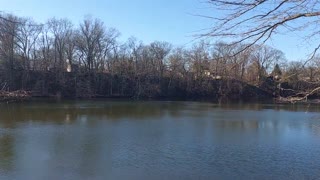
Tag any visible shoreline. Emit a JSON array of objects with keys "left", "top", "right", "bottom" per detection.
[
  {"left": 1, "top": 90, "right": 320, "bottom": 105},
  {"left": 1, "top": 95, "right": 319, "bottom": 105}
]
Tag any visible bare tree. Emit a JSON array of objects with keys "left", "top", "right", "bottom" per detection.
[
  {"left": 16, "top": 18, "right": 42, "bottom": 69},
  {"left": 149, "top": 41, "right": 172, "bottom": 80},
  {"left": 15, "top": 18, "right": 42, "bottom": 89},
  {"left": 0, "top": 14, "right": 19, "bottom": 90},
  {"left": 189, "top": 41, "right": 210, "bottom": 79},
  {"left": 249, "top": 45, "right": 284, "bottom": 83},
  {"left": 75, "top": 17, "right": 119, "bottom": 72},
  {"left": 168, "top": 47, "right": 189, "bottom": 76},
  {"left": 203, "top": 0, "right": 320, "bottom": 102},
  {"left": 203, "top": 1, "right": 320, "bottom": 58},
  {"left": 75, "top": 17, "right": 105, "bottom": 72},
  {"left": 38, "top": 24, "right": 54, "bottom": 71},
  {"left": 168, "top": 47, "right": 190, "bottom": 90},
  {"left": 48, "top": 18, "right": 73, "bottom": 72}
]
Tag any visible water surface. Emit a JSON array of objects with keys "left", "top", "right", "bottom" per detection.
[{"left": 0, "top": 100, "right": 320, "bottom": 180}]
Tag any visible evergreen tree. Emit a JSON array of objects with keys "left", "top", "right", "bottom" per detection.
[{"left": 272, "top": 64, "right": 282, "bottom": 77}]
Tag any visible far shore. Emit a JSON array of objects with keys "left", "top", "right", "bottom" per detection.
[{"left": 1, "top": 90, "right": 320, "bottom": 105}]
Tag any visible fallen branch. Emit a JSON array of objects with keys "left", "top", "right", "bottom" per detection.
[
  {"left": 277, "top": 86, "right": 320, "bottom": 103},
  {"left": 0, "top": 90, "right": 31, "bottom": 102}
]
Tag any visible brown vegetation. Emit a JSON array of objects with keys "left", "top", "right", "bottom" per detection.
[{"left": 0, "top": 12, "right": 319, "bottom": 102}]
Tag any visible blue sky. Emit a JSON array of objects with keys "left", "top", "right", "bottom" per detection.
[{"left": 0, "top": 0, "right": 313, "bottom": 61}]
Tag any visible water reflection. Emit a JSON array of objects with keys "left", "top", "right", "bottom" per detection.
[
  {"left": 0, "top": 135, "right": 14, "bottom": 173},
  {"left": 0, "top": 101, "right": 320, "bottom": 179}
]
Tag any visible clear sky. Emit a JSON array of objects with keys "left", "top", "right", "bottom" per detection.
[{"left": 0, "top": 0, "right": 313, "bottom": 61}]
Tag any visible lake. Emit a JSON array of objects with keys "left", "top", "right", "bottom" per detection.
[{"left": 0, "top": 100, "right": 320, "bottom": 180}]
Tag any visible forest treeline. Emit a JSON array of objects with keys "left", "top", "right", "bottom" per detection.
[{"left": 0, "top": 14, "right": 319, "bottom": 101}]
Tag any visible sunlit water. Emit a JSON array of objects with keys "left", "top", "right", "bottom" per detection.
[{"left": 0, "top": 100, "right": 320, "bottom": 180}]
